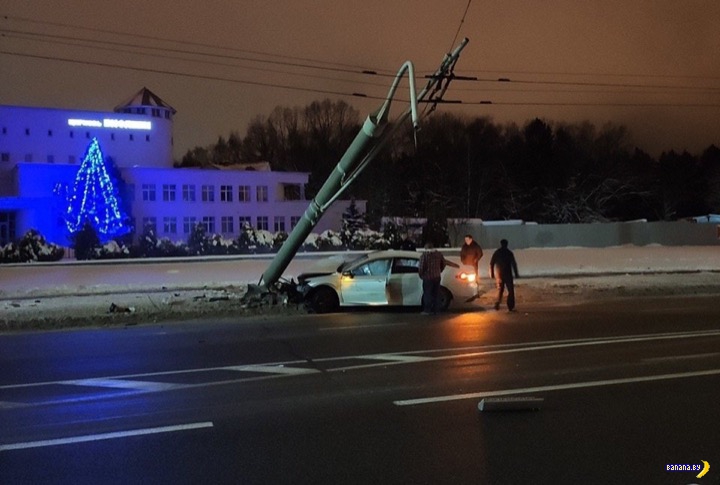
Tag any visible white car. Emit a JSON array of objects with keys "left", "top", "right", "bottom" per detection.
[{"left": 296, "top": 250, "right": 479, "bottom": 313}]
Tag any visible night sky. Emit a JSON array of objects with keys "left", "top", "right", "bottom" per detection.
[{"left": 2, "top": 0, "right": 719, "bottom": 160}]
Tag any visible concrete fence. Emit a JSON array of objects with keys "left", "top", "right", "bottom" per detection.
[{"left": 448, "top": 220, "right": 720, "bottom": 249}]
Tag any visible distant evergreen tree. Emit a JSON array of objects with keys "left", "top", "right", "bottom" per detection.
[{"left": 341, "top": 200, "right": 366, "bottom": 248}]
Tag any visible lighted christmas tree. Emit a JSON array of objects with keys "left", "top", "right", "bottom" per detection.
[{"left": 65, "top": 137, "right": 130, "bottom": 243}]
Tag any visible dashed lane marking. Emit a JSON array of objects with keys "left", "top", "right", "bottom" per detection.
[
  {"left": 0, "top": 422, "right": 214, "bottom": 452},
  {"left": 393, "top": 368, "right": 720, "bottom": 406}
]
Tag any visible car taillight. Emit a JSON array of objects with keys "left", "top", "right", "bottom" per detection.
[{"left": 457, "top": 272, "right": 476, "bottom": 283}]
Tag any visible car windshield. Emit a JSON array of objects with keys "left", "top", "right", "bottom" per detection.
[{"left": 338, "top": 254, "right": 370, "bottom": 272}]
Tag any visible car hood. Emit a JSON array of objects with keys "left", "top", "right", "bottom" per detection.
[{"left": 297, "top": 271, "right": 335, "bottom": 283}]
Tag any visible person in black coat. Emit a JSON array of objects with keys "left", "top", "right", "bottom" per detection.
[{"left": 489, "top": 239, "right": 519, "bottom": 311}]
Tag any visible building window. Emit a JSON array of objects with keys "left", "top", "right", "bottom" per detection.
[
  {"left": 201, "top": 216, "right": 215, "bottom": 234},
  {"left": 68, "top": 155, "right": 76, "bottom": 164},
  {"left": 47, "top": 155, "right": 54, "bottom": 163},
  {"left": 274, "top": 216, "right": 285, "bottom": 232},
  {"left": 146, "top": 135, "right": 150, "bottom": 142},
  {"left": 0, "top": 212, "right": 17, "bottom": 246},
  {"left": 238, "top": 185, "right": 251, "bottom": 202},
  {"left": 239, "top": 216, "right": 251, "bottom": 230},
  {"left": 1, "top": 153, "right": 9, "bottom": 162},
  {"left": 220, "top": 185, "right": 233, "bottom": 202},
  {"left": 257, "top": 185, "right": 269, "bottom": 202},
  {"left": 221, "top": 216, "right": 234, "bottom": 234},
  {"left": 163, "top": 217, "right": 177, "bottom": 235},
  {"left": 182, "top": 184, "right": 196, "bottom": 202},
  {"left": 290, "top": 216, "right": 301, "bottom": 229},
  {"left": 129, "top": 134, "right": 134, "bottom": 141},
  {"left": 256, "top": 216, "right": 269, "bottom": 231},
  {"left": 24, "top": 154, "right": 32, "bottom": 162},
  {"left": 163, "top": 184, "right": 176, "bottom": 202},
  {"left": 283, "top": 184, "right": 302, "bottom": 200},
  {"left": 152, "top": 108, "right": 160, "bottom": 117},
  {"left": 86, "top": 132, "right": 90, "bottom": 138},
  {"left": 183, "top": 217, "right": 197, "bottom": 234},
  {"left": 142, "top": 217, "right": 157, "bottom": 234},
  {"left": 25, "top": 128, "right": 30, "bottom": 136},
  {"left": 69, "top": 131, "right": 74, "bottom": 138},
  {"left": 111, "top": 133, "right": 115, "bottom": 141},
  {"left": 142, "top": 184, "right": 156, "bottom": 201},
  {"left": 48, "top": 130, "right": 53, "bottom": 137},
  {"left": 201, "top": 185, "right": 215, "bottom": 202},
  {"left": 2, "top": 127, "right": 6, "bottom": 135}
]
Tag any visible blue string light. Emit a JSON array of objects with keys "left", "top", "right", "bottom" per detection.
[{"left": 65, "top": 137, "right": 130, "bottom": 242}]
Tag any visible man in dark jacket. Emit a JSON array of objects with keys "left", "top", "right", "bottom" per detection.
[
  {"left": 460, "top": 234, "right": 483, "bottom": 274},
  {"left": 489, "top": 239, "right": 519, "bottom": 311}
]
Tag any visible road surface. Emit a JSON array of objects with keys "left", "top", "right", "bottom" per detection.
[{"left": 1, "top": 295, "right": 718, "bottom": 484}]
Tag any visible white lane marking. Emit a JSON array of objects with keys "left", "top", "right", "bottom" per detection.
[
  {"left": 226, "top": 365, "right": 319, "bottom": 375},
  {"left": 642, "top": 352, "right": 720, "bottom": 363},
  {"left": 0, "top": 422, "right": 214, "bottom": 452},
  {"left": 320, "top": 322, "right": 410, "bottom": 331},
  {"left": 361, "top": 354, "right": 435, "bottom": 363},
  {"left": 393, "top": 368, "right": 720, "bottom": 406},
  {"left": 63, "top": 378, "right": 183, "bottom": 391},
  {"left": 0, "top": 401, "right": 25, "bottom": 409},
  {"left": 2, "top": 329, "right": 718, "bottom": 394}
]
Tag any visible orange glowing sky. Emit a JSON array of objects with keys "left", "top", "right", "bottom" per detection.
[{"left": 2, "top": 0, "right": 719, "bottom": 160}]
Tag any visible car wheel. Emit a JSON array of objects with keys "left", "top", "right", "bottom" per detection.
[
  {"left": 438, "top": 287, "right": 452, "bottom": 311},
  {"left": 308, "top": 287, "right": 340, "bottom": 313}
]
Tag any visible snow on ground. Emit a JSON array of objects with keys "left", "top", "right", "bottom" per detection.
[{"left": 1, "top": 245, "right": 719, "bottom": 330}]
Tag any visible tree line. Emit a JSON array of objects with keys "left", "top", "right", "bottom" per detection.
[{"left": 178, "top": 99, "right": 720, "bottom": 226}]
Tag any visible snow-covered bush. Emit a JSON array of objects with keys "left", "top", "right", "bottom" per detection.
[
  {"left": 94, "top": 240, "right": 131, "bottom": 259},
  {"left": 0, "top": 229, "right": 64, "bottom": 263}
]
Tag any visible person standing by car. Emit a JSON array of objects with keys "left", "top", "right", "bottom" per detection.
[
  {"left": 460, "top": 234, "right": 483, "bottom": 293},
  {"left": 489, "top": 239, "right": 519, "bottom": 312},
  {"left": 418, "top": 242, "right": 454, "bottom": 314}
]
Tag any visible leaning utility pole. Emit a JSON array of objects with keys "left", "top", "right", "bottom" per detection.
[{"left": 248, "top": 38, "right": 470, "bottom": 297}]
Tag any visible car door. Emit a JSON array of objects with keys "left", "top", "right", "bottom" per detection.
[
  {"left": 340, "top": 258, "right": 391, "bottom": 305},
  {"left": 386, "top": 257, "right": 422, "bottom": 306}
]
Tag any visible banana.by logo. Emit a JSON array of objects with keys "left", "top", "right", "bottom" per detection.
[{"left": 666, "top": 459, "right": 710, "bottom": 479}]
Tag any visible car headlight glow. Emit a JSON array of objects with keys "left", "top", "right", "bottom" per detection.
[{"left": 457, "top": 272, "right": 476, "bottom": 283}]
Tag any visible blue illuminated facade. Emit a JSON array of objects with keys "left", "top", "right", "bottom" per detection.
[{"left": 0, "top": 88, "right": 361, "bottom": 247}]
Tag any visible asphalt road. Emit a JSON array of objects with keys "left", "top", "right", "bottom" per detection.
[{"left": 1, "top": 296, "right": 719, "bottom": 485}]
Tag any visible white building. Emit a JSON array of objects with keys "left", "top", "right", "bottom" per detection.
[{"left": 0, "top": 88, "right": 361, "bottom": 246}]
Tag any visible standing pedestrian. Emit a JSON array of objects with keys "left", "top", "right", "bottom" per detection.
[
  {"left": 418, "top": 242, "right": 456, "bottom": 314},
  {"left": 460, "top": 233, "right": 483, "bottom": 293},
  {"left": 489, "top": 239, "right": 519, "bottom": 312}
]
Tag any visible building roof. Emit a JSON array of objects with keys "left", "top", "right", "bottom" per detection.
[{"left": 114, "top": 87, "right": 177, "bottom": 114}]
